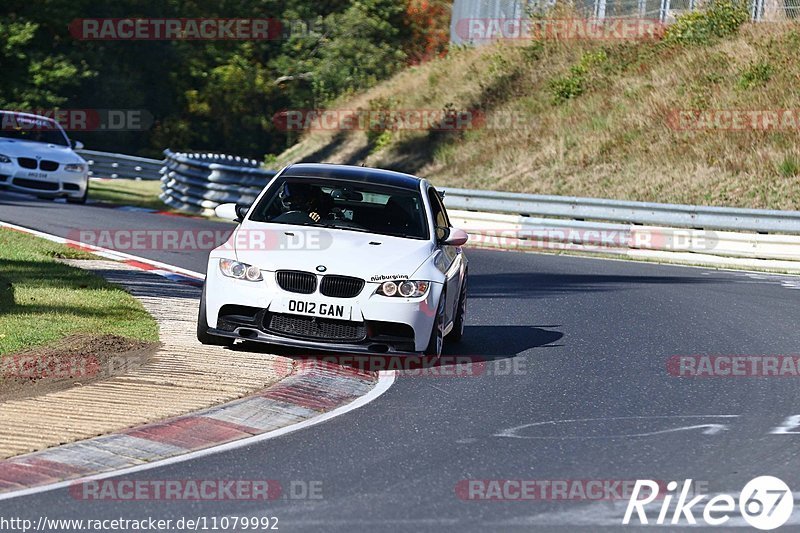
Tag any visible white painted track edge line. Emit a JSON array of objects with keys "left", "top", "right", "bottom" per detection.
[
  {"left": 0, "top": 370, "right": 396, "bottom": 501},
  {"left": 0, "top": 220, "right": 205, "bottom": 279},
  {"left": 0, "top": 218, "right": 396, "bottom": 500},
  {"left": 466, "top": 243, "right": 800, "bottom": 278}
]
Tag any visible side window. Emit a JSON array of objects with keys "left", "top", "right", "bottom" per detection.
[{"left": 428, "top": 188, "right": 450, "bottom": 240}]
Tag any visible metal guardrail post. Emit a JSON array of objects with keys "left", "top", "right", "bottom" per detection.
[{"left": 659, "top": 0, "right": 670, "bottom": 22}]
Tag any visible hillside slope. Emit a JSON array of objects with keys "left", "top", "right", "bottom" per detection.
[{"left": 273, "top": 21, "right": 800, "bottom": 210}]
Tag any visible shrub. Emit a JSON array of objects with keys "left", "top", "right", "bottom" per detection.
[
  {"left": 737, "top": 61, "right": 773, "bottom": 89},
  {"left": 778, "top": 155, "right": 800, "bottom": 177},
  {"left": 550, "top": 50, "right": 608, "bottom": 103},
  {"left": 664, "top": 0, "right": 750, "bottom": 45},
  {"left": 365, "top": 96, "right": 399, "bottom": 148}
]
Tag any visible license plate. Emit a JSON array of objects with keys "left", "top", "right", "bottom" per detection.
[
  {"left": 278, "top": 298, "right": 352, "bottom": 320},
  {"left": 27, "top": 172, "right": 47, "bottom": 179}
]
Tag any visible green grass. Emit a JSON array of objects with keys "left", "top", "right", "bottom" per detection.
[
  {"left": 0, "top": 228, "right": 159, "bottom": 356},
  {"left": 90, "top": 179, "right": 166, "bottom": 210}
]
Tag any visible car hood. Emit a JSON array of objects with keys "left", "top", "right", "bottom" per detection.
[
  {"left": 232, "top": 221, "right": 436, "bottom": 281},
  {"left": 0, "top": 138, "right": 84, "bottom": 163}
]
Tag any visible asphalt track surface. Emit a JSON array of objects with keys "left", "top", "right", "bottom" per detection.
[{"left": 3, "top": 191, "right": 800, "bottom": 531}]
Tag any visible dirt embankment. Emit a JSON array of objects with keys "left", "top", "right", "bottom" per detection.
[{"left": 0, "top": 334, "right": 160, "bottom": 402}]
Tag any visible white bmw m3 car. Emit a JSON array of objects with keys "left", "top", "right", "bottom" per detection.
[
  {"left": 198, "top": 163, "right": 469, "bottom": 356},
  {"left": 0, "top": 111, "right": 89, "bottom": 203}
]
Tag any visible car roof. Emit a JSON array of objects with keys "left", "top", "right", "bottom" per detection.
[
  {"left": 281, "top": 163, "right": 422, "bottom": 191},
  {"left": 0, "top": 110, "right": 63, "bottom": 132},
  {"left": 0, "top": 110, "right": 58, "bottom": 123}
]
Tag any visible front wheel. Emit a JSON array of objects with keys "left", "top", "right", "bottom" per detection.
[
  {"left": 425, "top": 291, "right": 446, "bottom": 357},
  {"left": 197, "top": 285, "right": 234, "bottom": 347}
]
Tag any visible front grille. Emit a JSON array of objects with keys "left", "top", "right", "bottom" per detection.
[
  {"left": 266, "top": 313, "right": 366, "bottom": 342},
  {"left": 12, "top": 178, "right": 58, "bottom": 191},
  {"left": 39, "top": 160, "right": 59, "bottom": 171},
  {"left": 276, "top": 270, "right": 317, "bottom": 294},
  {"left": 18, "top": 158, "right": 37, "bottom": 169},
  {"left": 320, "top": 275, "right": 365, "bottom": 298}
]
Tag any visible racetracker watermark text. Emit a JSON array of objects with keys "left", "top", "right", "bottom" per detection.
[
  {"left": 271, "top": 109, "right": 533, "bottom": 132},
  {"left": 2, "top": 109, "right": 153, "bottom": 132},
  {"left": 69, "top": 19, "right": 282, "bottom": 40},
  {"left": 668, "top": 355, "right": 800, "bottom": 377},
  {"left": 66, "top": 229, "right": 332, "bottom": 252},
  {"left": 297, "top": 355, "right": 526, "bottom": 377},
  {"left": 68, "top": 479, "right": 322, "bottom": 501},
  {"left": 456, "top": 479, "right": 708, "bottom": 501},
  {"left": 454, "top": 18, "right": 665, "bottom": 41}
]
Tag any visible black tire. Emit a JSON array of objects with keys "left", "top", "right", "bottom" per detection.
[
  {"left": 425, "top": 290, "right": 446, "bottom": 357},
  {"left": 66, "top": 181, "right": 89, "bottom": 204},
  {"left": 447, "top": 273, "right": 467, "bottom": 342},
  {"left": 197, "top": 285, "right": 234, "bottom": 346}
]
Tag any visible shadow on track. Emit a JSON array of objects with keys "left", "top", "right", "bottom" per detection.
[
  {"left": 230, "top": 324, "right": 563, "bottom": 375},
  {"left": 0, "top": 190, "right": 63, "bottom": 208},
  {"left": 445, "top": 325, "right": 563, "bottom": 359},
  {"left": 469, "top": 271, "right": 717, "bottom": 299}
]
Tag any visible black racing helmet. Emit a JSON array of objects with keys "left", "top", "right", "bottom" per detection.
[{"left": 279, "top": 182, "right": 316, "bottom": 210}]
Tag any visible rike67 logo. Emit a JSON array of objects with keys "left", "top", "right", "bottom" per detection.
[{"left": 623, "top": 476, "right": 793, "bottom": 530}]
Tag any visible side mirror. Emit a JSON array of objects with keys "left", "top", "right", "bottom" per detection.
[
  {"left": 72, "top": 140, "right": 84, "bottom": 150},
  {"left": 438, "top": 227, "right": 468, "bottom": 246},
  {"left": 215, "top": 203, "right": 247, "bottom": 222}
]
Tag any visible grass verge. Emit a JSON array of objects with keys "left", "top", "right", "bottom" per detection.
[
  {"left": 0, "top": 227, "right": 159, "bottom": 356},
  {"left": 89, "top": 179, "right": 166, "bottom": 210}
]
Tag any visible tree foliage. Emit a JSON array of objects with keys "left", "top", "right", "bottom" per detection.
[{"left": 0, "top": 0, "right": 452, "bottom": 158}]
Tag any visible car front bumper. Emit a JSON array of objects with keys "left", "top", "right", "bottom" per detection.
[
  {"left": 0, "top": 166, "right": 88, "bottom": 199},
  {"left": 204, "top": 259, "right": 442, "bottom": 353},
  {"left": 208, "top": 326, "right": 422, "bottom": 355}
]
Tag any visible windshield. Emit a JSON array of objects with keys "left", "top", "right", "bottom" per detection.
[
  {"left": 0, "top": 112, "right": 70, "bottom": 146},
  {"left": 249, "top": 177, "right": 429, "bottom": 240}
]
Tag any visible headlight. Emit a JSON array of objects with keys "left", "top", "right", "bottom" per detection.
[
  {"left": 0, "top": 154, "right": 10, "bottom": 164},
  {"left": 219, "top": 259, "right": 263, "bottom": 281},
  {"left": 377, "top": 280, "right": 430, "bottom": 298},
  {"left": 64, "top": 163, "right": 86, "bottom": 173}
]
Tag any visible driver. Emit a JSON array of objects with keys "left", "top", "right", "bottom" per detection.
[{"left": 279, "top": 182, "right": 332, "bottom": 222}]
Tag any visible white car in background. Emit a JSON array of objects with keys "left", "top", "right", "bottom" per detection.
[
  {"left": 0, "top": 110, "right": 89, "bottom": 203},
  {"left": 198, "top": 163, "right": 469, "bottom": 356}
]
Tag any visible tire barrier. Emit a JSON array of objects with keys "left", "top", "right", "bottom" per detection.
[{"left": 159, "top": 150, "right": 276, "bottom": 216}]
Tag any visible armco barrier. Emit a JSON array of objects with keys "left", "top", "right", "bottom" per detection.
[
  {"left": 440, "top": 188, "right": 800, "bottom": 234},
  {"left": 82, "top": 148, "right": 800, "bottom": 271},
  {"left": 442, "top": 192, "right": 800, "bottom": 272},
  {"left": 159, "top": 150, "right": 277, "bottom": 216},
  {"left": 78, "top": 149, "right": 163, "bottom": 181}
]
